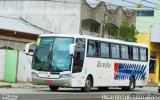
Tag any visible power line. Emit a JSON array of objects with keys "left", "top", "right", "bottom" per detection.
[
  {"left": 121, "top": 0, "right": 160, "bottom": 10},
  {"left": 20, "top": 17, "right": 53, "bottom": 34},
  {"left": 50, "top": 0, "right": 80, "bottom": 4},
  {"left": 142, "top": 0, "right": 160, "bottom": 7}
]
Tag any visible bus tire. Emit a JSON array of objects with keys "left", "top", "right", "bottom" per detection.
[
  {"left": 128, "top": 76, "right": 135, "bottom": 91},
  {"left": 81, "top": 76, "right": 92, "bottom": 92},
  {"left": 49, "top": 85, "right": 59, "bottom": 91},
  {"left": 121, "top": 77, "right": 135, "bottom": 91}
]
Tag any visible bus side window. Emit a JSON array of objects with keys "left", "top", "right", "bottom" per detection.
[
  {"left": 133, "top": 47, "right": 139, "bottom": 60},
  {"left": 87, "top": 41, "right": 96, "bottom": 57},
  {"left": 140, "top": 48, "right": 147, "bottom": 61},
  {"left": 87, "top": 40, "right": 100, "bottom": 57},
  {"left": 100, "top": 42, "right": 110, "bottom": 58},
  {"left": 121, "top": 45, "right": 129, "bottom": 59},
  {"left": 128, "top": 46, "right": 133, "bottom": 60},
  {"left": 95, "top": 42, "right": 100, "bottom": 57},
  {"left": 111, "top": 44, "right": 120, "bottom": 59}
]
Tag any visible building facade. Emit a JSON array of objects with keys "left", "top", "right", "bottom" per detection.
[
  {"left": 0, "top": 0, "right": 136, "bottom": 82},
  {"left": 0, "top": 16, "right": 49, "bottom": 82},
  {"left": 136, "top": 8, "right": 160, "bottom": 84},
  {"left": 0, "top": 0, "right": 136, "bottom": 37}
]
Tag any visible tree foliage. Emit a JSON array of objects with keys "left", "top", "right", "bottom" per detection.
[
  {"left": 119, "top": 21, "right": 137, "bottom": 42},
  {"left": 105, "top": 24, "right": 118, "bottom": 38}
]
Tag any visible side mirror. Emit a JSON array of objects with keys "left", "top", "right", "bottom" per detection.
[
  {"left": 25, "top": 43, "right": 36, "bottom": 56},
  {"left": 69, "top": 44, "right": 76, "bottom": 56}
]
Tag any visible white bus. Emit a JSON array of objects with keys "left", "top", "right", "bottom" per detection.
[{"left": 25, "top": 34, "right": 149, "bottom": 92}]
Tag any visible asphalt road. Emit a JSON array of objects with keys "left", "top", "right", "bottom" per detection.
[{"left": 0, "top": 87, "right": 159, "bottom": 100}]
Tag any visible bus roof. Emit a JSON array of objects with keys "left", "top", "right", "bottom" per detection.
[{"left": 39, "top": 34, "right": 148, "bottom": 48}]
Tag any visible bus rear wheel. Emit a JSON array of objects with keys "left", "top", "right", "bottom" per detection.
[
  {"left": 122, "top": 77, "right": 135, "bottom": 91},
  {"left": 49, "top": 85, "right": 59, "bottom": 91},
  {"left": 81, "top": 76, "right": 92, "bottom": 92}
]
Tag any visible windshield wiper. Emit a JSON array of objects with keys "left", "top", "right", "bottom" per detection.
[{"left": 47, "top": 39, "right": 59, "bottom": 71}]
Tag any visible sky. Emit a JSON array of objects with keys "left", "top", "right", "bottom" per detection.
[{"left": 86, "top": 0, "right": 160, "bottom": 10}]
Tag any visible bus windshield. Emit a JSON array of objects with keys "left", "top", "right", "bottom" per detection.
[{"left": 32, "top": 37, "right": 74, "bottom": 72}]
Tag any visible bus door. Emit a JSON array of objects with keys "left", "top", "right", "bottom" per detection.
[{"left": 72, "top": 38, "right": 86, "bottom": 87}]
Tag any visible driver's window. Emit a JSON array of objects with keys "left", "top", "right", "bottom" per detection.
[{"left": 72, "top": 38, "right": 86, "bottom": 73}]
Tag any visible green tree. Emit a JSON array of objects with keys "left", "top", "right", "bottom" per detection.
[
  {"left": 119, "top": 21, "right": 137, "bottom": 42},
  {"left": 104, "top": 24, "right": 118, "bottom": 38}
]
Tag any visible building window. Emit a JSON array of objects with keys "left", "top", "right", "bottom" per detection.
[
  {"left": 136, "top": 10, "right": 154, "bottom": 16},
  {"left": 90, "top": 24, "right": 99, "bottom": 33}
]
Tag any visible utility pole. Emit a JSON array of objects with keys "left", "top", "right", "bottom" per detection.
[{"left": 101, "top": 13, "right": 107, "bottom": 38}]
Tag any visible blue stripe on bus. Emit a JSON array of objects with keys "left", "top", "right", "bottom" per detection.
[{"left": 114, "top": 63, "right": 147, "bottom": 80}]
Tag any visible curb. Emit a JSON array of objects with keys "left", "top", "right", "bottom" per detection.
[
  {"left": 0, "top": 85, "right": 11, "bottom": 88},
  {"left": 11, "top": 83, "right": 48, "bottom": 89}
]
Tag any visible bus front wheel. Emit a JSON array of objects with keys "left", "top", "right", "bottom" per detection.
[
  {"left": 81, "top": 76, "right": 92, "bottom": 92},
  {"left": 122, "top": 77, "right": 135, "bottom": 91},
  {"left": 49, "top": 85, "right": 59, "bottom": 91}
]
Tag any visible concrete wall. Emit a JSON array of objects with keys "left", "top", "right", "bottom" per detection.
[
  {"left": 0, "top": 50, "right": 32, "bottom": 82},
  {"left": 80, "top": 0, "right": 136, "bottom": 37},
  {"left": 17, "top": 51, "right": 32, "bottom": 82},
  {"left": 0, "top": 0, "right": 81, "bottom": 34},
  {"left": 136, "top": 10, "right": 160, "bottom": 33},
  {"left": 150, "top": 26, "right": 160, "bottom": 42},
  {"left": 136, "top": 33, "right": 150, "bottom": 45},
  {"left": 0, "top": 36, "right": 34, "bottom": 51},
  {"left": 0, "top": 50, "right": 6, "bottom": 80}
]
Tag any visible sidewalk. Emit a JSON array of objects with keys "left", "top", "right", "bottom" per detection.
[
  {"left": 0, "top": 81, "right": 48, "bottom": 89},
  {"left": 145, "top": 83, "right": 158, "bottom": 87},
  {"left": 0, "top": 81, "right": 11, "bottom": 88}
]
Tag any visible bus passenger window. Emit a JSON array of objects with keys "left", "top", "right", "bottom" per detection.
[
  {"left": 133, "top": 47, "right": 139, "bottom": 60},
  {"left": 128, "top": 47, "right": 133, "bottom": 60},
  {"left": 121, "top": 45, "right": 129, "bottom": 59},
  {"left": 140, "top": 48, "right": 147, "bottom": 61},
  {"left": 87, "top": 41, "right": 96, "bottom": 57},
  {"left": 95, "top": 42, "right": 100, "bottom": 57},
  {"left": 111, "top": 44, "right": 120, "bottom": 59},
  {"left": 87, "top": 40, "right": 100, "bottom": 57},
  {"left": 100, "top": 42, "right": 109, "bottom": 58}
]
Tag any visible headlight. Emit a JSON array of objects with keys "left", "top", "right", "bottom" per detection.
[
  {"left": 32, "top": 72, "right": 39, "bottom": 77},
  {"left": 60, "top": 74, "right": 71, "bottom": 78}
]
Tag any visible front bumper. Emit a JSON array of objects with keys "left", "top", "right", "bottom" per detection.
[{"left": 32, "top": 76, "right": 72, "bottom": 87}]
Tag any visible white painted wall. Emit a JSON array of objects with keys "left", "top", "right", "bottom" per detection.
[
  {"left": 0, "top": 50, "right": 6, "bottom": 80},
  {"left": 17, "top": 51, "right": 32, "bottom": 82},
  {"left": 150, "top": 26, "right": 160, "bottom": 42},
  {"left": 0, "top": 0, "right": 81, "bottom": 34}
]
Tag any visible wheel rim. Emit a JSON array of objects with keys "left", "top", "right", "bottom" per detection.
[
  {"left": 86, "top": 79, "right": 91, "bottom": 88},
  {"left": 130, "top": 79, "right": 135, "bottom": 90},
  {"left": 130, "top": 82, "right": 134, "bottom": 89}
]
